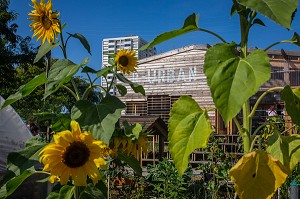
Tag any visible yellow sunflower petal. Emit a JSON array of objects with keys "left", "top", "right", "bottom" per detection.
[{"left": 70, "top": 120, "right": 81, "bottom": 138}]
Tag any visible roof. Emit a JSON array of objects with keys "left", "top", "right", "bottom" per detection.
[
  {"left": 120, "top": 115, "right": 168, "bottom": 138},
  {"left": 138, "top": 44, "right": 210, "bottom": 64}
]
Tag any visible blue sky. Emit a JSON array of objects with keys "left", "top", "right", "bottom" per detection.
[{"left": 9, "top": 0, "right": 300, "bottom": 72}]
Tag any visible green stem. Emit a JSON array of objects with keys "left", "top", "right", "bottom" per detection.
[
  {"left": 248, "top": 87, "right": 284, "bottom": 119},
  {"left": 58, "top": 22, "right": 80, "bottom": 100},
  {"left": 250, "top": 135, "right": 260, "bottom": 152},
  {"left": 264, "top": 40, "right": 296, "bottom": 51},
  {"left": 74, "top": 186, "right": 80, "bottom": 199},
  {"left": 63, "top": 85, "right": 79, "bottom": 101},
  {"left": 198, "top": 28, "right": 227, "bottom": 43}
]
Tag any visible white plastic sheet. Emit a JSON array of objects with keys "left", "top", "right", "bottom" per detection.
[{"left": 0, "top": 96, "right": 32, "bottom": 172}]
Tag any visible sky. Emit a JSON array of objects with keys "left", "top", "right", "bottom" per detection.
[{"left": 9, "top": 0, "right": 300, "bottom": 73}]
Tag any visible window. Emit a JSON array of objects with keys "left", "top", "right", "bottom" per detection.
[{"left": 126, "top": 101, "right": 147, "bottom": 115}]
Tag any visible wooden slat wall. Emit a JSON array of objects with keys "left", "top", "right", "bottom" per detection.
[{"left": 118, "top": 45, "right": 216, "bottom": 124}]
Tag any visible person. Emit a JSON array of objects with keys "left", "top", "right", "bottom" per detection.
[
  {"left": 266, "top": 105, "right": 277, "bottom": 117},
  {"left": 28, "top": 123, "right": 40, "bottom": 136}
]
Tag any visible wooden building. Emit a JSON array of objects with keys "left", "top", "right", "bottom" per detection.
[
  {"left": 116, "top": 44, "right": 300, "bottom": 165},
  {"left": 118, "top": 44, "right": 300, "bottom": 132}
]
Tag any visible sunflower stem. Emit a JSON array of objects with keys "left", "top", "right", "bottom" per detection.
[
  {"left": 74, "top": 185, "right": 80, "bottom": 199},
  {"left": 58, "top": 22, "right": 80, "bottom": 100}
]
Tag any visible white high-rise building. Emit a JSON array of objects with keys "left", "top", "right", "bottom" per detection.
[{"left": 101, "top": 35, "right": 157, "bottom": 94}]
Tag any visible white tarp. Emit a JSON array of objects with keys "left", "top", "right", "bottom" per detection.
[{"left": 0, "top": 96, "right": 32, "bottom": 172}]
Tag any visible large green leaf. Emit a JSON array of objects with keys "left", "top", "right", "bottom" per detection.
[
  {"left": 7, "top": 140, "right": 47, "bottom": 176},
  {"left": 34, "top": 42, "right": 60, "bottom": 63},
  {"left": 168, "top": 96, "right": 212, "bottom": 176},
  {"left": 281, "top": 85, "right": 300, "bottom": 125},
  {"left": 58, "top": 185, "right": 74, "bottom": 199},
  {"left": 204, "top": 43, "right": 270, "bottom": 124},
  {"left": 237, "top": 0, "right": 298, "bottom": 29},
  {"left": 71, "top": 95, "right": 126, "bottom": 144},
  {"left": 45, "top": 58, "right": 89, "bottom": 99},
  {"left": 116, "top": 73, "right": 145, "bottom": 96},
  {"left": 67, "top": 32, "right": 91, "bottom": 55},
  {"left": 267, "top": 132, "right": 300, "bottom": 172},
  {"left": 139, "top": 13, "right": 199, "bottom": 50},
  {"left": 117, "top": 152, "right": 142, "bottom": 176},
  {"left": 0, "top": 72, "right": 47, "bottom": 109},
  {"left": 4, "top": 170, "right": 36, "bottom": 198}
]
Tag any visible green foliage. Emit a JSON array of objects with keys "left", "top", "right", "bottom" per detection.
[
  {"left": 146, "top": 158, "right": 192, "bottom": 199},
  {"left": 34, "top": 42, "right": 60, "bottom": 63},
  {"left": 204, "top": 43, "right": 271, "bottom": 124},
  {"left": 281, "top": 85, "right": 300, "bottom": 125},
  {"left": 67, "top": 33, "right": 91, "bottom": 55},
  {"left": 168, "top": 96, "right": 212, "bottom": 176},
  {"left": 236, "top": 0, "right": 298, "bottom": 29},
  {"left": 267, "top": 132, "right": 300, "bottom": 172},
  {"left": 0, "top": 72, "right": 47, "bottom": 109},
  {"left": 71, "top": 95, "right": 126, "bottom": 144},
  {"left": 116, "top": 152, "right": 142, "bottom": 176},
  {"left": 196, "top": 135, "right": 236, "bottom": 198},
  {"left": 139, "top": 13, "right": 200, "bottom": 50},
  {"left": 45, "top": 58, "right": 89, "bottom": 99}
]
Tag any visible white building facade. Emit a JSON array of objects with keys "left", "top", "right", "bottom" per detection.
[{"left": 101, "top": 35, "right": 157, "bottom": 94}]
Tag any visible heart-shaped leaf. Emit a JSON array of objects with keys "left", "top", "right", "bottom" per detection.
[
  {"left": 237, "top": 0, "right": 298, "bottom": 29},
  {"left": 45, "top": 58, "right": 89, "bottom": 99},
  {"left": 229, "top": 150, "right": 288, "bottom": 199},
  {"left": 267, "top": 132, "right": 300, "bottom": 172},
  {"left": 71, "top": 95, "right": 126, "bottom": 144},
  {"left": 281, "top": 85, "right": 300, "bottom": 125},
  {"left": 168, "top": 96, "right": 212, "bottom": 176},
  {"left": 204, "top": 43, "right": 270, "bottom": 124},
  {"left": 0, "top": 72, "right": 47, "bottom": 109}
]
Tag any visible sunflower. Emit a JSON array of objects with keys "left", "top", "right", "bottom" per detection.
[
  {"left": 39, "top": 121, "right": 110, "bottom": 186},
  {"left": 115, "top": 49, "right": 138, "bottom": 75},
  {"left": 28, "top": 0, "right": 60, "bottom": 44}
]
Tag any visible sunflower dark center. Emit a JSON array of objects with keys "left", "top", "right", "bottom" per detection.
[
  {"left": 119, "top": 56, "right": 129, "bottom": 66},
  {"left": 63, "top": 141, "right": 90, "bottom": 168},
  {"left": 42, "top": 15, "right": 52, "bottom": 29}
]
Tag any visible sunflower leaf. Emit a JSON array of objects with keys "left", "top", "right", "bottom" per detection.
[
  {"left": 0, "top": 72, "right": 47, "bottom": 109},
  {"left": 267, "top": 132, "right": 300, "bottom": 172},
  {"left": 71, "top": 95, "right": 126, "bottom": 144},
  {"left": 116, "top": 73, "right": 145, "bottom": 96},
  {"left": 236, "top": 0, "right": 298, "bottom": 29},
  {"left": 168, "top": 96, "right": 212, "bottom": 176},
  {"left": 97, "top": 66, "right": 114, "bottom": 78},
  {"left": 81, "top": 66, "right": 97, "bottom": 74},
  {"left": 3, "top": 169, "right": 37, "bottom": 198},
  {"left": 140, "top": 13, "right": 199, "bottom": 50},
  {"left": 115, "top": 84, "right": 127, "bottom": 96},
  {"left": 7, "top": 140, "right": 47, "bottom": 176},
  {"left": 67, "top": 32, "right": 91, "bottom": 55},
  {"left": 44, "top": 58, "right": 89, "bottom": 99},
  {"left": 204, "top": 43, "right": 270, "bottom": 124},
  {"left": 58, "top": 185, "right": 75, "bottom": 199},
  {"left": 79, "top": 184, "right": 106, "bottom": 199},
  {"left": 117, "top": 152, "right": 142, "bottom": 176},
  {"left": 229, "top": 150, "right": 288, "bottom": 199},
  {"left": 281, "top": 85, "right": 300, "bottom": 125},
  {"left": 34, "top": 42, "right": 60, "bottom": 63}
]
